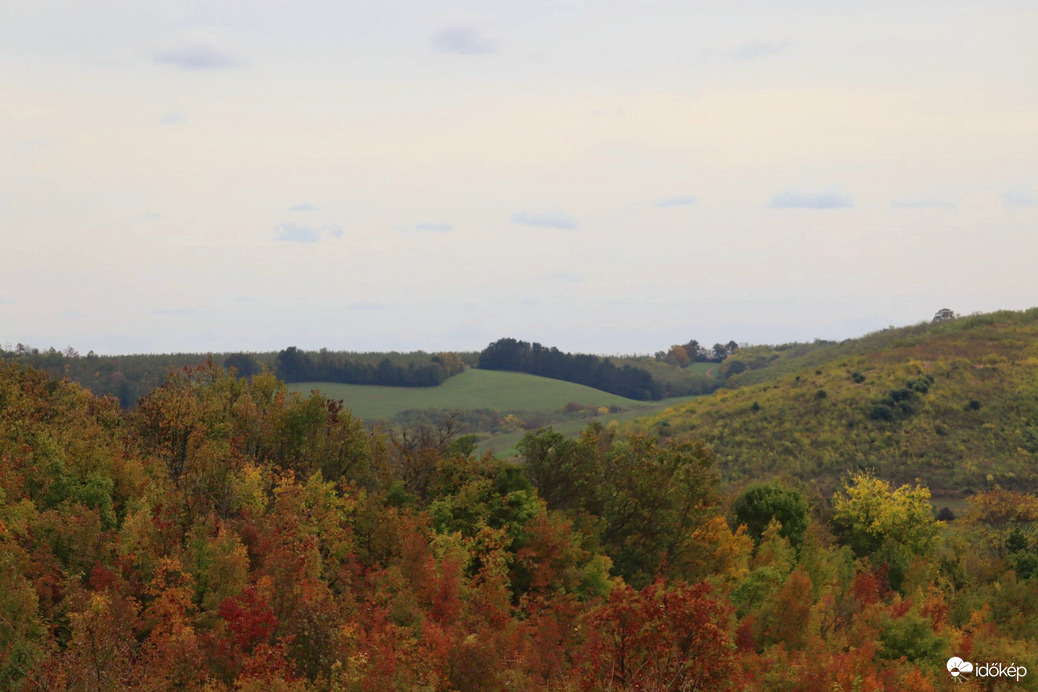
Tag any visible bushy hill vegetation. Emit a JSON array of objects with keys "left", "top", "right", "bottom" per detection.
[{"left": 634, "top": 308, "right": 1038, "bottom": 498}]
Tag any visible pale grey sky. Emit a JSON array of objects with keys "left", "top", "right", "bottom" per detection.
[{"left": 2, "top": 1, "right": 1036, "bottom": 354}]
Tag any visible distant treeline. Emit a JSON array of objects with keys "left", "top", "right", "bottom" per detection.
[
  {"left": 0, "top": 344, "right": 472, "bottom": 406},
  {"left": 478, "top": 338, "right": 665, "bottom": 400},
  {"left": 0, "top": 344, "right": 224, "bottom": 408},
  {"left": 275, "top": 347, "right": 466, "bottom": 387}
]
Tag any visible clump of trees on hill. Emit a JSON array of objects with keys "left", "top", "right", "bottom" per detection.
[
  {"left": 274, "top": 347, "right": 466, "bottom": 387},
  {"left": 478, "top": 338, "right": 664, "bottom": 400},
  {"left": 1, "top": 359, "right": 1036, "bottom": 690},
  {"left": 656, "top": 338, "right": 740, "bottom": 366}
]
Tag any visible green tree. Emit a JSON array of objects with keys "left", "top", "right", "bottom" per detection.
[
  {"left": 274, "top": 346, "right": 313, "bottom": 382},
  {"left": 224, "top": 353, "right": 261, "bottom": 379},
  {"left": 598, "top": 434, "right": 725, "bottom": 586},
  {"left": 517, "top": 427, "right": 599, "bottom": 513},
  {"left": 732, "top": 482, "right": 809, "bottom": 549},
  {"left": 683, "top": 339, "right": 703, "bottom": 362}
]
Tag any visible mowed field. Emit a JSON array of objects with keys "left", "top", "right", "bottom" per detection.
[{"left": 286, "top": 369, "right": 653, "bottom": 421}]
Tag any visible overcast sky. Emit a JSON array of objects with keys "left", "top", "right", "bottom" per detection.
[{"left": 2, "top": 1, "right": 1036, "bottom": 355}]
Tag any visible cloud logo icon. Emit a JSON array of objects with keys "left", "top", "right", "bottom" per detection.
[{"left": 947, "top": 657, "right": 973, "bottom": 680}]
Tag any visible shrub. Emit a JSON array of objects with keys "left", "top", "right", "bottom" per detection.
[
  {"left": 870, "top": 403, "right": 897, "bottom": 422},
  {"left": 905, "top": 375, "right": 934, "bottom": 393}
]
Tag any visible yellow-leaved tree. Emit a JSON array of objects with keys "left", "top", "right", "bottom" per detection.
[{"left": 832, "top": 472, "right": 938, "bottom": 590}]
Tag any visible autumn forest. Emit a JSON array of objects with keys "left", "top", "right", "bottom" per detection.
[{"left": 2, "top": 310, "right": 1038, "bottom": 690}]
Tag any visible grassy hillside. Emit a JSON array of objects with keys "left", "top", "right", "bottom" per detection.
[
  {"left": 288, "top": 368, "right": 651, "bottom": 421},
  {"left": 631, "top": 308, "right": 1038, "bottom": 498}
]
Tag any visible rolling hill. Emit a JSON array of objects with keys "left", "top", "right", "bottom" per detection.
[{"left": 629, "top": 308, "right": 1038, "bottom": 499}]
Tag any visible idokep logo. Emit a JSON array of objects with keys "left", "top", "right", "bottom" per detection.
[
  {"left": 947, "top": 657, "right": 973, "bottom": 681},
  {"left": 947, "top": 656, "right": 1028, "bottom": 683}
]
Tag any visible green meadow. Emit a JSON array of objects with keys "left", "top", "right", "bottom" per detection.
[{"left": 286, "top": 368, "right": 653, "bottom": 421}]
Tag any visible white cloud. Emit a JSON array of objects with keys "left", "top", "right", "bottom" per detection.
[
  {"left": 511, "top": 211, "right": 578, "bottom": 229},
  {"left": 159, "top": 110, "right": 188, "bottom": 125},
  {"left": 656, "top": 196, "right": 697, "bottom": 207},
  {"left": 274, "top": 223, "right": 343, "bottom": 243},
  {"left": 432, "top": 23, "right": 499, "bottom": 55},
  {"left": 275, "top": 223, "right": 319, "bottom": 243},
  {"left": 1004, "top": 186, "right": 1037, "bottom": 208},
  {"left": 768, "top": 189, "right": 853, "bottom": 209},
  {"left": 153, "top": 31, "right": 241, "bottom": 70}
]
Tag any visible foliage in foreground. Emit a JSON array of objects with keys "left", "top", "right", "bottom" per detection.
[{"left": 1, "top": 360, "right": 1036, "bottom": 690}]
